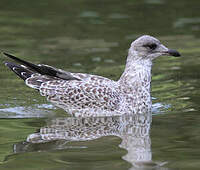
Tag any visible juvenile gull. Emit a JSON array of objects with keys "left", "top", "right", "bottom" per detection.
[{"left": 3, "top": 35, "right": 181, "bottom": 117}]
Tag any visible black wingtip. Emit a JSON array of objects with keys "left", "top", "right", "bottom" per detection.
[
  {"left": 3, "top": 52, "right": 81, "bottom": 81},
  {"left": 4, "top": 61, "right": 14, "bottom": 68},
  {"left": 3, "top": 52, "right": 10, "bottom": 56},
  {"left": 4, "top": 61, "right": 9, "bottom": 66},
  {"left": 4, "top": 61, "right": 33, "bottom": 81},
  {"left": 3, "top": 52, "right": 16, "bottom": 59},
  {"left": 3, "top": 52, "right": 43, "bottom": 73},
  {"left": 3, "top": 52, "right": 27, "bottom": 63}
]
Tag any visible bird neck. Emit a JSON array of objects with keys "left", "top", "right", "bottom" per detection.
[{"left": 119, "top": 56, "right": 152, "bottom": 92}]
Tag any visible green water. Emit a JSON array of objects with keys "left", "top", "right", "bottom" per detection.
[{"left": 0, "top": 0, "right": 200, "bottom": 169}]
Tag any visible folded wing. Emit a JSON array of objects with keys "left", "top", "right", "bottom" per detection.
[
  {"left": 3, "top": 52, "right": 80, "bottom": 81},
  {"left": 3, "top": 53, "right": 121, "bottom": 114},
  {"left": 39, "top": 79, "right": 121, "bottom": 113}
]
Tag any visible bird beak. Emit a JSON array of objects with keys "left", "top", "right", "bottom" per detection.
[
  {"left": 167, "top": 49, "right": 181, "bottom": 57},
  {"left": 158, "top": 44, "right": 181, "bottom": 57}
]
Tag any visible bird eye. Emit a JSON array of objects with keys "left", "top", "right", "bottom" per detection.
[{"left": 144, "top": 43, "right": 157, "bottom": 50}]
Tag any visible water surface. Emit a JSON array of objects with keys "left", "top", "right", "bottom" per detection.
[{"left": 0, "top": 0, "right": 200, "bottom": 169}]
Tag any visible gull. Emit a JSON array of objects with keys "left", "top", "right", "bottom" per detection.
[{"left": 3, "top": 35, "right": 181, "bottom": 117}]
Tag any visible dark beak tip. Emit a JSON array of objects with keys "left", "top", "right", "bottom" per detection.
[
  {"left": 173, "top": 52, "right": 181, "bottom": 57},
  {"left": 168, "top": 49, "right": 181, "bottom": 57},
  {"left": 174, "top": 51, "right": 181, "bottom": 57}
]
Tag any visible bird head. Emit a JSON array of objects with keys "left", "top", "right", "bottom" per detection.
[{"left": 129, "top": 35, "right": 181, "bottom": 60}]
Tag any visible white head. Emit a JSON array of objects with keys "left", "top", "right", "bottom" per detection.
[{"left": 129, "top": 35, "right": 181, "bottom": 60}]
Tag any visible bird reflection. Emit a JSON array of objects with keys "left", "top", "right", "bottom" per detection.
[{"left": 14, "top": 113, "right": 167, "bottom": 169}]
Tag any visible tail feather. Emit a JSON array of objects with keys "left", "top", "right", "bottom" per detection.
[
  {"left": 3, "top": 52, "right": 80, "bottom": 81},
  {"left": 4, "top": 62, "right": 58, "bottom": 89},
  {"left": 4, "top": 62, "right": 34, "bottom": 81},
  {"left": 3, "top": 52, "right": 45, "bottom": 75},
  {"left": 3, "top": 52, "right": 81, "bottom": 89}
]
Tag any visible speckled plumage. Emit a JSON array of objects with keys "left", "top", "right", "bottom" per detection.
[{"left": 4, "top": 35, "right": 181, "bottom": 117}]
